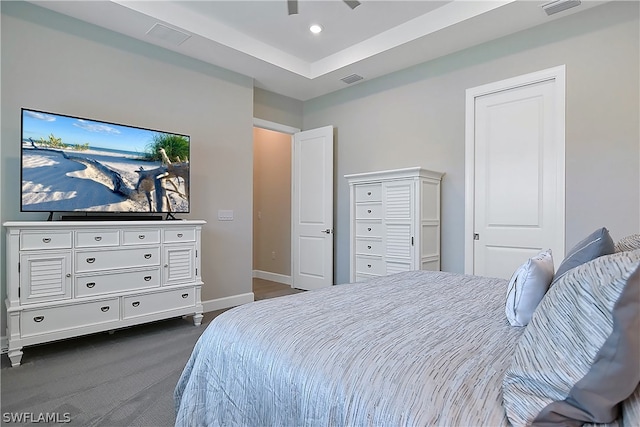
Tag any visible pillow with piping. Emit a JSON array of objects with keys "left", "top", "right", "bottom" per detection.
[{"left": 505, "top": 249, "right": 554, "bottom": 327}]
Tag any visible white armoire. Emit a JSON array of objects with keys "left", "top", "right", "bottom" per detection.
[{"left": 345, "top": 167, "right": 444, "bottom": 282}]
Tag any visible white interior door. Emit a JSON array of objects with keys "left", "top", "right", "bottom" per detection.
[
  {"left": 292, "top": 126, "right": 334, "bottom": 290},
  {"left": 465, "top": 66, "right": 565, "bottom": 279}
]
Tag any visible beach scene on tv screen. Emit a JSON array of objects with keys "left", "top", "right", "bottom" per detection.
[{"left": 21, "top": 110, "right": 190, "bottom": 213}]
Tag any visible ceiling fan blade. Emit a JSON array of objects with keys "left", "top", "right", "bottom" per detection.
[
  {"left": 287, "top": 0, "right": 298, "bottom": 15},
  {"left": 344, "top": 0, "right": 361, "bottom": 9}
]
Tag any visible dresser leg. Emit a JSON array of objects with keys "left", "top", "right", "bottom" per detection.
[
  {"left": 193, "top": 312, "right": 203, "bottom": 326},
  {"left": 8, "top": 348, "right": 23, "bottom": 367}
]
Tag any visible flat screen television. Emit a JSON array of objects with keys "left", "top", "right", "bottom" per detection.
[{"left": 21, "top": 108, "right": 190, "bottom": 217}]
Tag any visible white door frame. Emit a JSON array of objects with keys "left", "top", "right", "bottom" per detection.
[
  {"left": 253, "top": 118, "right": 300, "bottom": 286},
  {"left": 464, "top": 65, "right": 566, "bottom": 274}
]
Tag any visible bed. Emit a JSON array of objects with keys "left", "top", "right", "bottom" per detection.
[
  {"left": 175, "top": 271, "right": 521, "bottom": 426},
  {"left": 175, "top": 236, "right": 640, "bottom": 427}
]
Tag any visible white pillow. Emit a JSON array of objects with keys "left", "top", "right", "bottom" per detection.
[{"left": 505, "top": 249, "right": 554, "bottom": 327}]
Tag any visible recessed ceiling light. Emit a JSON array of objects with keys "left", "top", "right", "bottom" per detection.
[{"left": 309, "top": 24, "right": 323, "bottom": 34}]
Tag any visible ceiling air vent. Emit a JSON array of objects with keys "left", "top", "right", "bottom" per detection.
[
  {"left": 146, "top": 23, "right": 192, "bottom": 46},
  {"left": 341, "top": 74, "right": 364, "bottom": 84},
  {"left": 541, "top": 0, "right": 581, "bottom": 16}
]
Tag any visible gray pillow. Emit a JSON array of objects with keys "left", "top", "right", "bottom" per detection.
[
  {"left": 552, "top": 227, "right": 614, "bottom": 285},
  {"left": 503, "top": 249, "right": 640, "bottom": 426}
]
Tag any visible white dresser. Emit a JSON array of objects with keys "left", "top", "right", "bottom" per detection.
[
  {"left": 345, "top": 168, "right": 443, "bottom": 282},
  {"left": 3, "top": 220, "right": 205, "bottom": 367}
]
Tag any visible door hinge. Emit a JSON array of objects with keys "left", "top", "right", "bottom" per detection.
[
  {"left": 18, "top": 262, "right": 20, "bottom": 273},
  {"left": 18, "top": 287, "right": 20, "bottom": 298},
  {"left": 411, "top": 236, "right": 414, "bottom": 246},
  {"left": 474, "top": 233, "right": 480, "bottom": 240}
]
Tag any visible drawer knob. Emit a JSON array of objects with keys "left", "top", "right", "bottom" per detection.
[
  {"left": 132, "top": 301, "right": 140, "bottom": 307},
  {"left": 86, "top": 282, "right": 96, "bottom": 288},
  {"left": 42, "top": 238, "right": 51, "bottom": 243},
  {"left": 86, "top": 257, "right": 96, "bottom": 264},
  {"left": 181, "top": 293, "right": 189, "bottom": 299},
  {"left": 144, "top": 254, "right": 152, "bottom": 259},
  {"left": 177, "top": 233, "right": 184, "bottom": 238},
  {"left": 33, "top": 316, "right": 44, "bottom": 323},
  {"left": 66, "top": 273, "right": 71, "bottom": 278},
  {"left": 100, "top": 306, "right": 110, "bottom": 312},
  {"left": 367, "top": 209, "right": 372, "bottom": 213},
  {"left": 367, "top": 264, "right": 372, "bottom": 268},
  {"left": 139, "top": 234, "right": 145, "bottom": 239},
  {"left": 367, "top": 245, "right": 372, "bottom": 249},
  {"left": 94, "top": 236, "right": 102, "bottom": 241},
  {"left": 367, "top": 227, "right": 372, "bottom": 232},
  {"left": 367, "top": 191, "right": 372, "bottom": 196},
  {"left": 144, "top": 276, "right": 152, "bottom": 281}
]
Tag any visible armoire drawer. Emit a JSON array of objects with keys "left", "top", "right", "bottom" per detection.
[
  {"left": 355, "top": 256, "right": 385, "bottom": 276},
  {"left": 355, "top": 239, "right": 383, "bottom": 256},
  {"left": 75, "top": 230, "right": 120, "bottom": 248},
  {"left": 20, "top": 298, "right": 119, "bottom": 337},
  {"left": 75, "top": 247, "right": 160, "bottom": 273},
  {"left": 355, "top": 273, "right": 379, "bottom": 283},
  {"left": 355, "top": 203, "right": 382, "bottom": 220},
  {"left": 355, "top": 222, "right": 383, "bottom": 238},
  {"left": 20, "top": 231, "right": 72, "bottom": 250},
  {"left": 123, "top": 288, "right": 196, "bottom": 319},
  {"left": 75, "top": 268, "right": 161, "bottom": 297},
  {"left": 355, "top": 184, "right": 382, "bottom": 202}
]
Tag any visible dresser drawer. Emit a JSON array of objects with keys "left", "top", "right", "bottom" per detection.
[
  {"left": 356, "top": 256, "right": 385, "bottom": 276},
  {"left": 75, "top": 268, "right": 161, "bottom": 297},
  {"left": 20, "top": 231, "right": 72, "bottom": 250},
  {"left": 163, "top": 228, "right": 196, "bottom": 243},
  {"left": 76, "top": 247, "right": 160, "bottom": 273},
  {"left": 75, "top": 230, "right": 120, "bottom": 248},
  {"left": 355, "top": 239, "right": 383, "bottom": 256},
  {"left": 355, "top": 184, "right": 382, "bottom": 202},
  {"left": 355, "top": 221, "right": 383, "bottom": 238},
  {"left": 355, "top": 203, "right": 382, "bottom": 220},
  {"left": 20, "top": 298, "right": 119, "bottom": 337},
  {"left": 123, "top": 287, "right": 196, "bottom": 319},
  {"left": 123, "top": 229, "right": 161, "bottom": 246}
]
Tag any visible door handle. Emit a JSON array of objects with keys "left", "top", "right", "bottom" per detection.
[{"left": 321, "top": 229, "right": 333, "bottom": 234}]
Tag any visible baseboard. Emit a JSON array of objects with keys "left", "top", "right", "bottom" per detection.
[
  {"left": 201, "top": 292, "right": 254, "bottom": 313},
  {"left": 252, "top": 270, "right": 292, "bottom": 286}
]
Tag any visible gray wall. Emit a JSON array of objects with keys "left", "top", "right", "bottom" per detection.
[
  {"left": 254, "top": 88, "right": 303, "bottom": 130},
  {"left": 1, "top": 2, "right": 256, "bottom": 327},
  {"left": 303, "top": 1, "right": 640, "bottom": 284}
]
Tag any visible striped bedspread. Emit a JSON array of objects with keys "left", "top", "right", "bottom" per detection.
[{"left": 174, "top": 271, "right": 525, "bottom": 426}]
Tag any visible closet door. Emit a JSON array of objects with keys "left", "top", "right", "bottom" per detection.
[{"left": 465, "top": 66, "right": 565, "bottom": 279}]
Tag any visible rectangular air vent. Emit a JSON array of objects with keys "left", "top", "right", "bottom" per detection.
[
  {"left": 146, "top": 23, "right": 192, "bottom": 46},
  {"left": 341, "top": 74, "right": 364, "bottom": 84},
  {"left": 542, "top": 0, "right": 581, "bottom": 16}
]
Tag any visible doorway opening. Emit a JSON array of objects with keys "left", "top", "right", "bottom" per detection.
[{"left": 252, "top": 120, "right": 298, "bottom": 286}]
